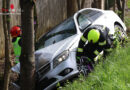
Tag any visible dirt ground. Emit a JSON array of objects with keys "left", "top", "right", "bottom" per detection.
[{"left": 0, "top": 55, "right": 18, "bottom": 90}]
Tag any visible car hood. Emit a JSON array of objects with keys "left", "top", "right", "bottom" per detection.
[{"left": 35, "top": 34, "right": 80, "bottom": 70}]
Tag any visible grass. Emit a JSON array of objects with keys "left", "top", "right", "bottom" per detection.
[{"left": 61, "top": 39, "right": 130, "bottom": 90}]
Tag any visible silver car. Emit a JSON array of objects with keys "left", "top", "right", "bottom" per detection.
[{"left": 12, "top": 8, "right": 127, "bottom": 90}]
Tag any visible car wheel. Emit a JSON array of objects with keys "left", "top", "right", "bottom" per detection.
[{"left": 114, "top": 24, "right": 127, "bottom": 42}]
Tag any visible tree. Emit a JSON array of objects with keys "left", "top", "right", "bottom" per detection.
[
  {"left": 116, "top": 0, "right": 122, "bottom": 11},
  {"left": 77, "top": 0, "right": 85, "bottom": 10},
  {"left": 105, "top": 0, "right": 109, "bottom": 9},
  {"left": 2, "top": 0, "right": 12, "bottom": 90},
  {"left": 67, "top": 0, "right": 86, "bottom": 18},
  {"left": 100, "top": 0, "right": 105, "bottom": 9},
  {"left": 81, "top": 0, "right": 85, "bottom": 9},
  {"left": 67, "top": 0, "right": 78, "bottom": 18},
  {"left": 121, "top": 0, "right": 126, "bottom": 21},
  {"left": 92, "top": 0, "right": 104, "bottom": 9},
  {"left": 116, "top": 0, "right": 126, "bottom": 21},
  {"left": 113, "top": 0, "right": 116, "bottom": 11},
  {"left": 20, "top": 0, "right": 35, "bottom": 90}
]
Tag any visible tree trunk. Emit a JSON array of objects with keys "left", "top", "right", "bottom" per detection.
[
  {"left": 20, "top": 0, "right": 35, "bottom": 90},
  {"left": 81, "top": 0, "right": 85, "bottom": 9},
  {"left": 96, "top": 0, "right": 104, "bottom": 9},
  {"left": 2, "top": 0, "right": 12, "bottom": 90},
  {"left": 92, "top": 0, "right": 103, "bottom": 9},
  {"left": 77, "top": 0, "right": 80, "bottom": 10},
  {"left": 67, "top": 0, "right": 78, "bottom": 18},
  {"left": 100, "top": 0, "right": 105, "bottom": 9},
  {"left": 76, "top": 0, "right": 85, "bottom": 10},
  {"left": 105, "top": 0, "right": 109, "bottom": 10},
  {"left": 121, "top": 0, "right": 126, "bottom": 21},
  {"left": 116, "top": 0, "right": 122, "bottom": 11},
  {"left": 113, "top": 0, "right": 116, "bottom": 11}
]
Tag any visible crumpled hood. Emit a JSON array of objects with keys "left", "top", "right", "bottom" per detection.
[{"left": 35, "top": 34, "right": 80, "bottom": 70}]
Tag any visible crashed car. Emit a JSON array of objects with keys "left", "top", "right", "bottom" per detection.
[{"left": 12, "top": 8, "right": 127, "bottom": 90}]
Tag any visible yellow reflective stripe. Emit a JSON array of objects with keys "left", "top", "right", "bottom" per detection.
[
  {"left": 77, "top": 48, "right": 83, "bottom": 52},
  {"left": 94, "top": 50, "right": 99, "bottom": 55},
  {"left": 81, "top": 36, "right": 87, "bottom": 42},
  {"left": 99, "top": 41, "right": 106, "bottom": 46}
]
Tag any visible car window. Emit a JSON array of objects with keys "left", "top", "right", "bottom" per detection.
[
  {"left": 78, "top": 14, "right": 91, "bottom": 31},
  {"left": 35, "top": 17, "right": 76, "bottom": 50},
  {"left": 77, "top": 9, "right": 103, "bottom": 32}
]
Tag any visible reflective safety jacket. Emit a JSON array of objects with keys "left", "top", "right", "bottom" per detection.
[
  {"left": 12, "top": 37, "right": 21, "bottom": 63},
  {"left": 76, "top": 25, "right": 112, "bottom": 62}
]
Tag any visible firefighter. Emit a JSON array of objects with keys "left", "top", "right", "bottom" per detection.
[
  {"left": 10, "top": 25, "right": 22, "bottom": 64},
  {"left": 76, "top": 25, "right": 113, "bottom": 71}
]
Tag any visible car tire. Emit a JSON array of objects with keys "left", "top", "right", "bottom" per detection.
[{"left": 114, "top": 24, "right": 127, "bottom": 42}]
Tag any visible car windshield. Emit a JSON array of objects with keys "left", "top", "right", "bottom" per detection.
[
  {"left": 35, "top": 17, "right": 76, "bottom": 50},
  {"left": 78, "top": 9, "right": 103, "bottom": 31}
]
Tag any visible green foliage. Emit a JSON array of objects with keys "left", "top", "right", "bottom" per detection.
[
  {"left": 127, "top": 0, "right": 130, "bottom": 8},
  {"left": 62, "top": 40, "right": 130, "bottom": 90},
  {"left": 125, "top": 17, "right": 130, "bottom": 27}
]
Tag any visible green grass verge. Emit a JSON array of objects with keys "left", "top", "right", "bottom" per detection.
[{"left": 61, "top": 40, "right": 130, "bottom": 90}]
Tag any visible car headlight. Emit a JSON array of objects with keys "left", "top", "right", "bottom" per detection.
[{"left": 53, "top": 50, "right": 69, "bottom": 68}]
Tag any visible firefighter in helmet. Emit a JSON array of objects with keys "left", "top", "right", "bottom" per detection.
[
  {"left": 77, "top": 25, "right": 113, "bottom": 71},
  {"left": 10, "top": 26, "right": 22, "bottom": 64}
]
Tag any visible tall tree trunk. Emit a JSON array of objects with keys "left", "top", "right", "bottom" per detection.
[
  {"left": 81, "top": 0, "right": 85, "bottom": 9},
  {"left": 77, "top": 0, "right": 80, "bottom": 10},
  {"left": 116, "top": 0, "right": 122, "bottom": 11},
  {"left": 113, "top": 0, "right": 116, "bottom": 11},
  {"left": 77, "top": 0, "right": 85, "bottom": 10},
  {"left": 20, "top": 0, "right": 35, "bottom": 90},
  {"left": 67, "top": 0, "right": 78, "bottom": 18},
  {"left": 122, "top": 0, "right": 126, "bottom": 21},
  {"left": 100, "top": 0, "right": 105, "bottom": 9},
  {"left": 2, "top": 0, "right": 11, "bottom": 90},
  {"left": 92, "top": 0, "right": 103, "bottom": 9},
  {"left": 116, "top": 0, "right": 125, "bottom": 21},
  {"left": 96, "top": 0, "right": 104, "bottom": 9},
  {"left": 105, "top": 0, "right": 109, "bottom": 10}
]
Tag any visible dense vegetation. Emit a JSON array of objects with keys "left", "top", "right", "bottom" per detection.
[
  {"left": 62, "top": 2, "right": 130, "bottom": 89},
  {"left": 62, "top": 38, "right": 130, "bottom": 90}
]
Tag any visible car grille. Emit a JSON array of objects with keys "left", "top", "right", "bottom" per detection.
[{"left": 38, "top": 63, "right": 50, "bottom": 76}]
